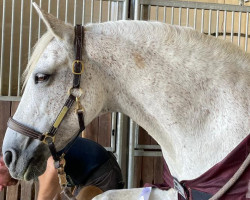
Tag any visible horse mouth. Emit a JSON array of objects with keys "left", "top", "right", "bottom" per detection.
[
  {"left": 23, "top": 159, "right": 33, "bottom": 181},
  {"left": 23, "top": 158, "right": 42, "bottom": 181}
]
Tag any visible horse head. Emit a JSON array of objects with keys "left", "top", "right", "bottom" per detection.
[{"left": 2, "top": 4, "right": 107, "bottom": 180}]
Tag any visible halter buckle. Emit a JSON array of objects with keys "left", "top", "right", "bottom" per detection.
[
  {"left": 42, "top": 133, "right": 55, "bottom": 145},
  {"left": 75, "top": 97, "right": 84, "bottom": 113},
  {"left": 56, "top": 156, "right": 68, "bottom": 188},
  {"left": 58, "top": 172, "right": 68, "bottom": 188},
  {"left": 72, "top": 60, "right": 84, "bottom": 75}
]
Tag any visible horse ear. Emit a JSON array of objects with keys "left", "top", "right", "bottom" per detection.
[{"left": 32, "top": 2, "right": 73, "bottom": 43}]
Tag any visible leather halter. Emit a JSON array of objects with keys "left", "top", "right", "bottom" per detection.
[{"left": 7, "top": 25, "right": 85, "bottom": 188}]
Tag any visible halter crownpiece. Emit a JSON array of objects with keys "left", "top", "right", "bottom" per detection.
[{"left": 7, "top": 24, "right": 85, "bottom": 190}]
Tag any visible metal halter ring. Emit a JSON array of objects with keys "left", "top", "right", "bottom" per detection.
[
  {"left": 72, "top": 60, "right": 84, "bottom": 75},
  {"left": 68, "top": 87, "right": 83, "bottom": 98},
  {"left": 42, "top": 133, "right": 55, "bottom": 145}
]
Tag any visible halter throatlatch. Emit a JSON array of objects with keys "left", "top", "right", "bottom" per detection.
[{"left": 7, "top": 25, "right": 85, "bottom": 191}]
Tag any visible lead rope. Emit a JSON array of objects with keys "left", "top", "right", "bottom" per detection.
[
  {"left": 209, "top": 153, "right": 250, "bottom": 200},
  {"left": 55, "top": 156, "right": 77, "bottom": 200}
]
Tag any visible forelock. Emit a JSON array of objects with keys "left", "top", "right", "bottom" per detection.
[{"left": 22, "top": 32, "right": 54, "bottom": 89}]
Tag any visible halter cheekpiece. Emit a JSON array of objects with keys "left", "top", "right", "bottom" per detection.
[{"left": 7, "top": 24, "right": 85, "bottom": 188}]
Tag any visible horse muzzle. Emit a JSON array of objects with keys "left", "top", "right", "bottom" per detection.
[{"left": 2, "top": 128, "right": 49, "bottom": 180}]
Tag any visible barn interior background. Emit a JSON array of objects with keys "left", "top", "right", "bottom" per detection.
[{"left": 1, "top": 0, "right": 250, "bottom": 199}]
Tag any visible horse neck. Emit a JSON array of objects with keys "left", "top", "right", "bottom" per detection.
[{"left": 85, "top": 26, "right": 250, "bottom": 181}]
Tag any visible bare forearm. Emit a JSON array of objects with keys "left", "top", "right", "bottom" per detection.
[
  {"left": 37, "top": 174, "right": 61, "bottom": 200},
  {"left": 37, "top": 157, "right": 61, "bottom": 200}
]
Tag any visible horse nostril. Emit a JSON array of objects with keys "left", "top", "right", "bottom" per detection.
[{"left": 4, "top": 151, "right": 13, "bottom": 167}]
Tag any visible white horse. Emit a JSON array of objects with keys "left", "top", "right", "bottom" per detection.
[{"left": 2, "top": 4, "right": 250, "bottom": 200}]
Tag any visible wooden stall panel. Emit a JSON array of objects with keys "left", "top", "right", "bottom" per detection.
[
  {"left": 0, "top": 101, "right": 10, "bottom": 150},
  {"left": 6, "top": 183, "right": 20, "bottom": 200},
  {"left": 133, "top": 127, "right": 163, "bottom": 188}
]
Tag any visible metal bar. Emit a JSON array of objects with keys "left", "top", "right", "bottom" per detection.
[
  {"left": 8, "top": 0, "right": 15, "bottom": 96},
  {"left": 65, "top": 0, "right": 68, "bottom": 23},
  {"left": 179, "top": 7, "right": 182, "bottom": 26},
  {"left": 38, "top": 0, "right": 42, "bottom": 39},
  {"left": 193, "top": 8, "right": 197, "bottom": 29},
  {"left": 108, "top": 0, "right": 111, "bottom": 21},
  {"left": 171, "top": 7, "right": 174, "bottom": 25},
  {"left": 201, "top": 9, "right": 204, "bottom": 33},
  {"left": 127, "top": 119, "right": 135, "bottom": 189},
  {"left": 117, "top": 1, "right": 123, "bottom": 20},
  {"left": 238, "top": 12, "right": 242, "bottom": 46},
  {"left": 99, "top": 0, "right": 103, "bottom": 22},
  {"left": 82, "top": 0, "right": 85, "bottom": 24},
  {"left": 208, "top": 9, "right": 212, "bottom": 35},
  {"left": 57, "top": 0, "right": 60, "bottom": 18},
  {"left": 18, "top": 0, "right": 24, "bottom": 97},
  {"left": 148, "top": 5, "right": 151, "bottom": 21},
  {"left": 116, "top": 113, "right": 124, "bottom": 167},
  {"left": 139, "top": 0, "right": 250, "bottom": 13},
  {"left": 116, "top": 1, "right": 119, "bottom": 21},
  {"left": 186, "top": 8, "right": 189, "bottom": 27},
  {"left": 0, "top": 96, "right": 21, "bottom": 101},
  {"left": 28, "top": 0, "right": 33, "bottom": 59},
  {"left": 231, "top": 11, "right": 235, "bottom": 42},
  {"left": 216, "top": 10, "right": 219, "bottom": 38},
  {"left": 135, "top": 145, "right": 161, "bottom": 150},
  {"left": 163, "top": 6, "right": 166, "bottom": 23},
  {"left": 122, "top": 0, "right": 129, "bottom": 20},
  {"left": 134, "top": 124, "right": 139, "bottom": 147},
  {"left": 245, "top": 12, "right": 249, "bottom": 52},
  {"left": 48, "top": 0, "right": 51, "bottom": 13},
  {"left": 0, "top": 0, "right": 6, "bottom": 96},
  {"left": 110, "top": 112, "right": 117, "bottom": 152},
  {"left": 74, "top": 0, "right": 77, "bottom": 25},
  {"left": 140, "top": 4, "right": 143, "bottom": 20},
  {"left": 134, "top": 151, "right": 162, "bottom": 157},
  {"left": 91, "top": 0, "right": 94, "bottom": 23},
  {"left": 156, "top": 6, "right": 159, "bottom": 21},
  {"left": 223, "top": 10, "right": 227, "bottom": 39}
]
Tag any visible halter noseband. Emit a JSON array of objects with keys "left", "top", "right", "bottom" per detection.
[{"left": 7, "top": 25, "right": 85, "bottom": 188}]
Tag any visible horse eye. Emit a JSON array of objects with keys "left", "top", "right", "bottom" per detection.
[{"left": 35, "top": 73, "right": 50, "bottom": 84}]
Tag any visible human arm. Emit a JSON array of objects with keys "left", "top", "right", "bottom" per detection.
[
  {"left": 0, "top": 155, "right": 18, "bottom": 191},
  {"left": 37, "top": 156, "right": 61, "bottom": 200}
]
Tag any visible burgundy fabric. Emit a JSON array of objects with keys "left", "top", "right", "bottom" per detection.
[{"left": 145, "top": 134, "right": 250, "bottom": 200}]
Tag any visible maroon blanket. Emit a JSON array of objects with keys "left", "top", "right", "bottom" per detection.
[{"left": 145, "top": 134, "right": 250, "bottom": 200}]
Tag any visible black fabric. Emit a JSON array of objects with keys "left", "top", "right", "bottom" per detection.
[
  {"left": 62, "top": 137, "right": 111, "bottom": 186},
  {"left": 83, "top": 152, "right": 124, "bottom": 190},
  {"left": 73, "top": 152, "right": 124, "bottom": 194},
  {"left": 191, "top": 189, "right": 213, "bottom": 200}
]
